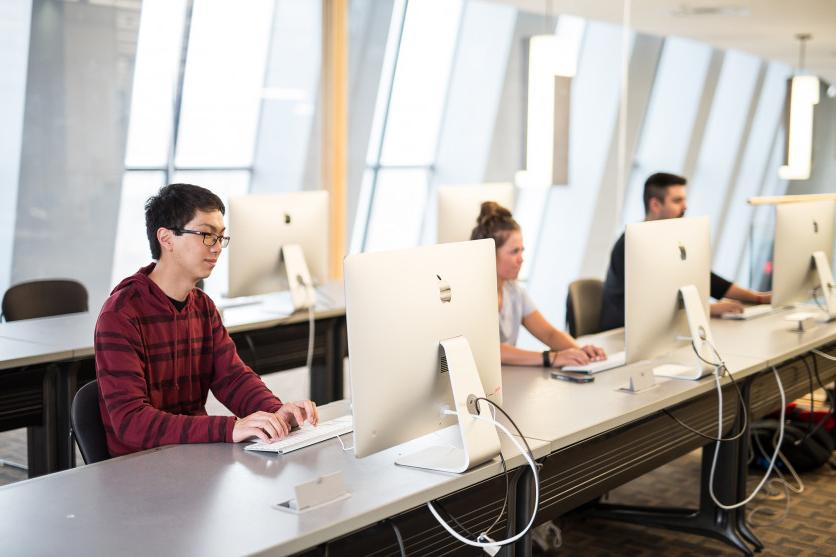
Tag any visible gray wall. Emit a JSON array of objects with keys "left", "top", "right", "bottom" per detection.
[
  {"left": 0, "top": 0, "right": 32, "bottom": 297},
  {"left": 12, "top": 0, "right": 139, "bottom": 306}
]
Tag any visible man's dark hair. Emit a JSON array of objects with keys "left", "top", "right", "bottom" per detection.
[
  {"left": 145, "top": 183, "right": 225, "bottom": 260},
  {"left": 643, "top": 172, "right": 687, "bottom": 213}
]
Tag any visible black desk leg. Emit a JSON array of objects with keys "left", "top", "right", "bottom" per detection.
[
  {"left": 585, "top": 389, "right": 759, "bottom": 556},
  {"left": 27, "top": 365, "right": 58, "bottom": 477},
  {"left": 735, "top": 379, "right": 763, "bottom": 551},
  {"left": 512, "top": 466, "right": 534, "bottom": 557},
  {"left": 55, "top": 362, "right": 79, "bottom": 471},
  {"left": 585, "top": 442, "right": 753, "bottom": 555},
  {"left": 309, "top": 318, "right": 345, "bottom": 405},
  {"left": 331, "top": 318, "right": 346, "bottom": 401}
]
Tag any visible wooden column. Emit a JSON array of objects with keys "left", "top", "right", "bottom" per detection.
[{"left": 322, "top": 0, "right": 348, "bottom": 279}]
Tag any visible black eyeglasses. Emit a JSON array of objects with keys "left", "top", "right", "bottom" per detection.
[{"left": 173, "top": 228, "right": 230, "bottom": 248}]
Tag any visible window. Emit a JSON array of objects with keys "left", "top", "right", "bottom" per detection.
[
  {"left": 175, "top": 0, "right": 274, "bottom": 168},
  {"left": 713, "top": 62, "right": 791, "bottom": 282},
  {"left": 622, "top": 37, "right": 712, "bottom": 226},
  {"left": 123, "top": 0, "right": 187, "bottom": 168},
  {"left": 359, "top": 0, "right": 464, "bottom": 252},
  {"left": 688, "top": 49, "right": 761, "bottom": 234},
  {"left": 526, "top": 21, "right": 631, "bottom": 329}
]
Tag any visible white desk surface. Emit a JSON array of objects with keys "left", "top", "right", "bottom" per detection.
[
  {"left": 0, "top": 335, "right": 75, "bottom": 371},
  {"left": 709, "top": 309, "right": 836, "bottom": 364},
  {"left": 503, "top": 316, "right": 834, "bottom": 452},
  {"left": 219, "top": 280, "right": 346, "bottom": 333},
  {"left": 499, "top": 348, "right": 763, "bottom": 451},
  {"left": 0, "top": 311, "right": 99, "bottom": 359},
  {"left": 0, "top": 400, "right": 548, "bottom": 557},
  {"left": 2, "top": 305, "right": 834, "bottom": 556},
  {"left": 0, "top": 281, "right": 346, "bottom": 364}
]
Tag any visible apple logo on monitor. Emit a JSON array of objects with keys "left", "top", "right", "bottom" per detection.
[
  {"left": 678, "top": 243, "right": 687, "bottom": 261},
  {"left": 284, "top": 213, "right": 292, "bottom": 225},
  {"left": 437, "top": 275, "right": 452, "bottom": 303},
  {"left": 813, "top": 220, "right": 819, "bottom": 234}
]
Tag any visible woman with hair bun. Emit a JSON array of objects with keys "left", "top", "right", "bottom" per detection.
[{"left": 471, "top": 201, "right": 605, "bottom": 368}]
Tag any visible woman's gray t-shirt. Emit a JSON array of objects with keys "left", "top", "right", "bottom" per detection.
[{"left": 498, "top": 281, "right": 537, "bottom": 346}]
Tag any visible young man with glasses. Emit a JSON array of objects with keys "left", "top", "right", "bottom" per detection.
[{"left": 95, "top": 183, "right": 318, "bottom": 457}]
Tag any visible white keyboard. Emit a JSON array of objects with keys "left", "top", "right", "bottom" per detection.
[
  {"left": 562, "top": 350, "right": 626, "bottom": 374},
  {"left": 721, "top": 304, "right": 773, "bottom": 320},
  {"left": 245, "top": 415, "right": 353, "bottom": 454}
]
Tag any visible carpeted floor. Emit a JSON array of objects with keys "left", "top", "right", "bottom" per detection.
[{"left": 546, "top": 448, "right": 836, "bottom": 556}]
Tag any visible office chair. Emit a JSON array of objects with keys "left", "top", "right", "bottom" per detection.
[
  {"left": 565, "top": 278, "right": 604, "bottom": 338},
  {"left": 70, "top": 380, "right": 111, "bottom": 465},
  {"left": 1, "top": 279, "right": 88, "bottom": 321}
]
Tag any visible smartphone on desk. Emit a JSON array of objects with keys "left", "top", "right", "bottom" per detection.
[{"left": 550, "top": 370, "right": 594, "bottom": 383}]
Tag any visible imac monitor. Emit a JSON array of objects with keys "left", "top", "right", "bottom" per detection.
[
  {"left": 625, "top": 216, "right": 715, "bottom": 379},
  {"left": 344, "top": 239, "right": 503, "bottom": 472},
  {"left": 437, "top": 183, "right": 514, "bottom": 243},
  {"left": 227, "top": 191, "right": 329, "bottom": 303},
  {"left": 772, "top": 199, "right": 836, "bottom": 312}
]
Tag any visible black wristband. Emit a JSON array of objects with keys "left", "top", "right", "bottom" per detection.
[{"left": 542, "top": 350, "right": 552, "bottom": 367}]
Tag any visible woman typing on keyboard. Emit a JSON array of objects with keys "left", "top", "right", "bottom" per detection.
[{"left": 470, "top": 202, "right": 606, "bottom": 369}]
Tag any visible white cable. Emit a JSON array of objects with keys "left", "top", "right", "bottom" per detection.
[
  {"left": 746, "top": 431, "right": 805, "bottom": 527},
  {"left": 428, "top": 410, "right": 539, "bottom": 549},
  {"left": 811, "top": 348, "right": 836, "bottom": 362},
  {"left": 708, "top": 365, "right": 786, "bottom": 510},
  {"left": 336, "top": 432, "right": 354, "bottom": 452}
]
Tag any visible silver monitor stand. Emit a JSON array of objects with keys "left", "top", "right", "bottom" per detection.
[
  {"left": 394, "top": 336, "right": 501, "bottom": 474},
  {"left": 652, "top": 285, "right": 717, "bottom": 381},
  {"left": 812, "top": 251, "right": 836, "bottom": 319},
  {"left": 280, "top": 244, "right": 316, "bottom": 311}
]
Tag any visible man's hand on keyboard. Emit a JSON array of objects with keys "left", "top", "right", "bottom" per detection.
[
  {"left": 276, "top": 400, "right": 319, "bottom": 428},
  {"left": 232, "top": 410, "right": 292, "bottom": 443},
  {"left": 580, "top": 344, "right": 606, "bottom": 362}
]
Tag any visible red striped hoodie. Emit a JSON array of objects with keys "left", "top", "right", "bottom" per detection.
[{"left": 95, "top": 264, "right": 283, "bottom": 456}]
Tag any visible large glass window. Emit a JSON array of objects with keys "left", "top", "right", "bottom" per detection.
[
  {"left": 250, "top": 0, "right": 322, "bottom": 193},
  {"left": 688, "top": 49, "right": 761, "bottom": 234},
  {"left": 110, "top": 171, "right": 167, "bottom": 285},
  {"left": 713, "top": 62, "right": 791, "bottom": 282},
  {"left": 378, "top": 0, "right": 463, "bottom": 167},
  {"left": 527, "top": 21, "right": 633, "bottom": 330},
  {"left": 359, "top": 0, "right": 464, "bottom": 252},
  {"left": 513, "top": 15, "right": 585, "bottom": 282},
  {"left": 622, "top": 37, "right": 712, "bottom": 226},
  {"left": 175, "top": 0, "right": 274, "bottom": 168},
  {"left": 123, "top": 0, "right": 187, "bottom": 168},
  {"left": 114, "top": 0, "right": 323, "bottom": 294},
  {"left": 364, "top": 169, "right": 430, "bottom": 252}
]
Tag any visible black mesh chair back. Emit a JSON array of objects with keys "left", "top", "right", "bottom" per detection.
[
  {"left": 1, "top": 279, "right": 88, "bottom": 321},
  {"left": 71, "top": 380, "right": 111, "bottom": 464}
]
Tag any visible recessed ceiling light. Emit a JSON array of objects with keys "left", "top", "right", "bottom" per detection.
[{"left": 671, "top": 4, "right": 750, "bottom": 17}]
